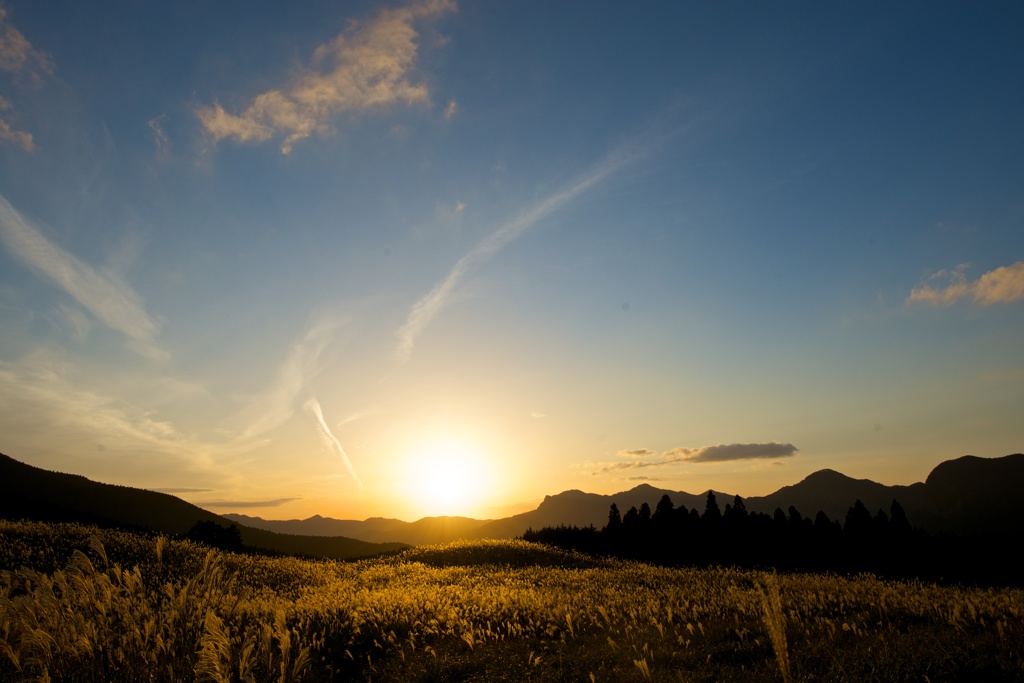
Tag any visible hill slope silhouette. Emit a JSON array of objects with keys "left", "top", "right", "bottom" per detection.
[{"left": 0, "top": 452, "right": 407, "bottom": 560}]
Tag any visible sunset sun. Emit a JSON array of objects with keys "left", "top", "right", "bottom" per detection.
[{"left": 406, "top": 440, "right": 493, "bottom": 516}]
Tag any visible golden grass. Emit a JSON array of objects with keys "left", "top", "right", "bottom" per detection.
[{"left": 1, "top": 520, "right": 1022, "bottom": 682}]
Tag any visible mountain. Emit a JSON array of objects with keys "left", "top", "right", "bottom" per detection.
[
  {"left": 6, "top": 450, "right": 1021, "bottom": 551},
  {"left": 227, "top": 454, "right": 1024, "bottom": 545},
  {"left": 0, "top": 453, "right": 407, "bottom": 560},
  {"left": 919, "top": 453, "right": 1024, "bottom": 536},
  {"left": 224, "top": 513, "right": 492, "bottom": 546},
  {"left": 743, "top": 469, "right": 929, "bottom": 522}
]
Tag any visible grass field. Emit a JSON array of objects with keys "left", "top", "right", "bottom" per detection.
[{"left": 1, "top": 519, "right": 1022, "bottom": 682}]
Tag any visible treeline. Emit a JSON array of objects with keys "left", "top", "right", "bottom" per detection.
[{"left": 523, "top": 492, "right": 1018, "bottom": 585}]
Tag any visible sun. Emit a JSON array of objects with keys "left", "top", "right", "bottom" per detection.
[{"left": 405, "top": 440, "right": 492, "bottom": 516}]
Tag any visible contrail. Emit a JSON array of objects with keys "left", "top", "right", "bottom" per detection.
[
  {"left": 395, "top": 146, "right": 641, "bottom": 362},
  {"left": 305, "top": 397, "right": 363, "bottom": 491}
]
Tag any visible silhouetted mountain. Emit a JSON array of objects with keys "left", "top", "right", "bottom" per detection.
[
  {"left": 744, "top": 469, "right": 928, "bottom": 522},
  {"left": 224, "top": 513, "right": 492, "bottom": 546},
  {"left": 229, "top": 453, "right": 1024, "bottom": 545},
  {"left": 919, "top": 453, "right": 1024, "bottom": 536},
  {"left": 0, "top": 453, "right": 407, "bottom": 560},
  {"left": 10, "top": 450, "right": 1021, "bottom": 551}
]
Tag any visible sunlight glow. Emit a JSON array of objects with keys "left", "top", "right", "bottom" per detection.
[{"left": 405, "top": 440, "right": 494, "bottom": 517}]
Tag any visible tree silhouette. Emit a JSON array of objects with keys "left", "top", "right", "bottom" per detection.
[
  {"left": 606, "top": 503, "right": 622, "bottom": 533},
  {"left": 653, "top": 494, "right": 675, "bottom": 524},
  {"left": 703, "top": 491, "right": 722, "bottom": 522},
  {"left": 844, "top": 500, "right": 873, "bottom": 536},
  {"left": 638, "top": 502, "right": 652, "bottom": 524},
  {"left": 187, "top": 520, "right": 243, "bottom": 552},
  {"left": 889, "top": 500, "right": 911, "bottom": 535}
]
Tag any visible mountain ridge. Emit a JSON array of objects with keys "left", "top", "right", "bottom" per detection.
[
  {"left": 3, "top": 451, "right": 1021, "bottom": 549},
  {"left": 226, "top": 454, "right": 1024, "bottom": 544},
  {"left": 0, "top": 452, "right": 408, "bottom": 560}
]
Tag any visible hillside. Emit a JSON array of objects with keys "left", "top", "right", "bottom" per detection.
[
  {"left": 0, "top": 452, "right": 407, "bottom": 560},
  {"left": 227, "top": 454, "right": 1024, "bottom": 545}
]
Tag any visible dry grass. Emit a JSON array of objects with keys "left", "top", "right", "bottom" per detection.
[{"left": 1, "top": 520, "right": 1023, "bottom": 682}]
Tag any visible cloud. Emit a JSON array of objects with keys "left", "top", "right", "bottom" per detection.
[
  {"left": 663, "top": 442, "right": 799, "bottom": 463},
  {"left": 148, "top": 115, "right": 170, "bottom": 160},
  {"left": 0, "top": 7, "right": 51, "bottom": 152},
  {"left": 444, "top": 99, "right": 457, "bottom": 120},
  {"left": 0, "top": 7, "right": 52, "bottom": 80},
  {"left": 197, "top": 0, "right": 455, "bottom": 154},
  {"left": 0, "top": 98, "right": 33, "bottom": 151},
  {"left": 197, "top": 497, "right": 301, "bottom": 508},
  {"left": 51, "top": 302, "right": 92, "bottom": 341},
  {"left": 0, "top": 352, "right": 215, "bottom": 473},
  {"left": 395, "top": 148, "right": 633, "bottom": 361},
  {"left": 237, "top": 317, "right": 341, "bottom": 440},
  {"left": 626, "top": 476, "right": 664, "bottom": 482},
  {"left": 530, "top": 412, "right": 548, "bottom": 419},
  {"left": 591, "top": 442, "right": 798, "bottom": 474},
  {"left": 0, "top": 196, "right": 165, "bottom": 358},
  {"left": 617, "top": 448, "right": 656, "bottom": 458},
  {"left": 151, "top": 487, "right": 213, "bottom": 494},
  {"left": 908, "top": 262, "right": 1024, "bottom": 306},
  {"left": 596, "top": 459, "right": 671, "bottom": 474},
  {"left": 306, "top": 397, "right": 363, "bottom": 491}
]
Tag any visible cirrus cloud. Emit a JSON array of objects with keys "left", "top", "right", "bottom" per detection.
[
  {"left": 908, "top": 262, "right": 1024, "bottom": 307},
  {"left": 197, "top": 0, "right": 455, "bottom": 154},
  {"left": 592, "top": 442, "right": 798, "bottom": 475},
  {"left": 0, "top": 196, "right": 165, "bottom": 359},
  {"left": 0, "top": 8, "right": 52, "bottom": 151},
  {"left": 617, "top": 448, "right": 657, "bottom": 458},
  {"left": 663, "top": 442, "right": 799, "bottom": 463}
]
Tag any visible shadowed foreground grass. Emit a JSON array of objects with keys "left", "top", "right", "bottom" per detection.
[{"left": 1, "top": 520, "right": 1022, "bottom": 682}]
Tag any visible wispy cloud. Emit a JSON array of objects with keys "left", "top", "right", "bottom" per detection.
[
  {"left": 148, "top": 114, "right": 170, "bottom": 160},
  {"left": 618, "top": 448, "right": 657, "bottom": 458},
  {"left": 197, "top": 0, "right": 455, "bottom": 154},
  {"left": 236, "top": 317, "right": 341, "bottom": 440},
  {"left": 662, "top": 442, "right": 799, "bottom": 463},
  {"left": 306, "top": 397, "right": 363, "bottom": 491},
  {"left": 197, "top": 497, "right": 301, "bottom": 509},
  {"left": 396, "top": 149, "right": 636, "bottom": 361},
  {"left": 444, "top": 99, "right": 457, "bottom": 120},
  {"left": 151, "top": 487, "right": 213, "bottom": 494},
  {"left": 592, "top": 442, "right": 798, "bottom": 474},
  {"left": 0, "top": 8, "right": 52, "bottom": 80},
  {"left": 0, "top": 196, "right": 165, "bottom": 358},
  {"left": 908, "top": 262, "right": 1024, "bottom": 307},
  {"left": 0, "top": 8, "right": 51, "bottom": 151},
  {"left": 0, "top": 352, "right": 214, "bottom": 473},
  {"left": 0, "top": 97, "right": 32, "bottom": 151}
]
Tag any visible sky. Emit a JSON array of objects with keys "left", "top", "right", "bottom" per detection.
[{"left": 1, "top": 1, "right": 1022, "bottom": 522}]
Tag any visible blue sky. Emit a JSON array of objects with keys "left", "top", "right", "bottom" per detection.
[{"left": 1, "top": 1, "right": 1022, "bottom": 520}]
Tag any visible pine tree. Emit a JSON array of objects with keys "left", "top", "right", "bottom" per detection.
[{"left": 703, "top": 491, "right": 722, "bottom": 522}]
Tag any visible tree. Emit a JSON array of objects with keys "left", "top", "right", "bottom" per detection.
[
  {"left": 889, "top": 500, "right": 912, "bottom": 535},
  {"left": 186, "top": 520, "right": 243, "bottom": 552},
  {"left": 623, "top": 505, "right": 641, "bottom": 529},
  {"left": 726, "top": 495, "right": 748, "bottom": 520},
  {"left": 606, "top": 503, "right": 622, "bottom": 532},
  {"left": 703, "top": 491, "right": 722, "bottom": 522},
  {"left": 639, "top": 502, "right": 652, "bottom": 524},
  {"left": 844, "top": 499, "right": 873, "bottom": 536},
  {"left": 653, "top": 494, "right": 675, "bottom": 524}
]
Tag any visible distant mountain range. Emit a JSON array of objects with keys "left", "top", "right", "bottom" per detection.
[
  {"left": 0, "top": 452, "right": 408, "bottom": 560},
  {"left": 226, "top": 453, "right": 1024, "bottom": 544},
  {"left": 3, "top": 451, "right": 1022, "bottom": 552}
]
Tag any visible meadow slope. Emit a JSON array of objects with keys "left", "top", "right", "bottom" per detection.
[{"left": 1, "top": 520, "right": 1022, "bottom": 682}]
